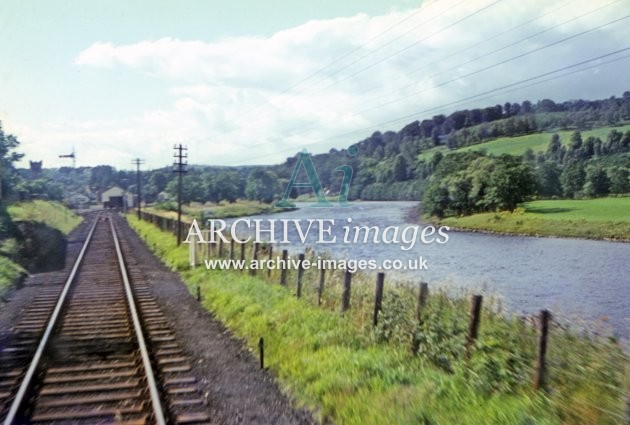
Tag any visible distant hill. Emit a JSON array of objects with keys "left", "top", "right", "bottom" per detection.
[{"left": 18, "top": 91, "right": 630, "bottom": 206}]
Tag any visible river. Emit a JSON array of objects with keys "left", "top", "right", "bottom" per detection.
[{"left": 222, "top": 201, "right": 629, "bottom": 339}]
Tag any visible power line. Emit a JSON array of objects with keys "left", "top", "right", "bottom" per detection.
[
  {"left": 224, "top": 47, "right": 630, "bottom": 166},
  {"left": 226, "top": 0, "right": 594, "bottom": 146},
  {"left": 224, "top": 0, "right": 505, "bottom": 139},
  {"left": 365, "top": 0, "right": 622, "bottom": 104},
  {"left": 231, "top": 0, "right": 458, "bottom": 122},
  {"left": 362, "top": 2, "right": 628, "bottom": 111},
  {"left": 310, "top": 0, "right": 506, "bottom": 95},
  {"left": 237, "top": 9, "right": 630, "bottom": 151}
]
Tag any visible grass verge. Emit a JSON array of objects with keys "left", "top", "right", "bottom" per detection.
[
  {"left": 438, "top": 197, "right": 630, "bottom": 241},
  {"left": 7, "top": 200, "right": 83, "bottom": 235},
  {"left": 0, "top": 200, "right": 81, "bottom": 302},
  {"left": 128, "top": 215, "right": 629, "bottom": 424}
]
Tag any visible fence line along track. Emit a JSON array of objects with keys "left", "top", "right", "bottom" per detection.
[{"left": 1, "top": 213, "right": 210, "bottom": 424}]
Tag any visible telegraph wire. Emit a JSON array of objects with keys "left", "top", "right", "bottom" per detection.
[
  {"left": 363, "top": 0, "right": 624, "bottom": 106},
  {"left": 309, "top": 0, "right": 506, "bottom": 95},
  {"left": 227, "top": 0, "right": 505, "bottom": 133},
  {"left": 222, "top": 11, "right": 629, "bottom": 153},
  {"left": 222, "top": 47, "right": 630, "bottom": 166},
  {"left": 233, "top": 0, "right": 451, "bottom": 120}
]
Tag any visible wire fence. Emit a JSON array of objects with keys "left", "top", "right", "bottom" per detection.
[{"left": 138, "top": 211, "right": 630, "bottom": 423}]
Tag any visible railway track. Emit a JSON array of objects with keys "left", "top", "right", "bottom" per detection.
[{"left": 0, "top": 213, "right": 210, "bottom": 424}]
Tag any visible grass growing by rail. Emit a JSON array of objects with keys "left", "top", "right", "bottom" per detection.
[
  {"left": 0, "top": 200, "right": 79, "bottom": 302},
  {"left": 0, "top": 256, "right": 25, "bottom": 300},
  {"left": 439, "top": 197, "right": 630, "bottom": 240},
  {"left": 7, "top": 200, "right": 82, "bottom": 235},
  {"left": 128, "top": 215, "right": 629, "bottom": 424}
]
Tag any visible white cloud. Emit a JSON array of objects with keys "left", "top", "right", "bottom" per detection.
[{"left": 14, "top": 0, "right": 630, "bottom": 169}]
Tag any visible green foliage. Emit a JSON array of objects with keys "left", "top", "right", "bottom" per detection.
[
  {"left": 421, "top": 152, "right": 536, "bottom": 217},
  {"left": 0, "top": 121, "right": 24, "bottom": 199},
  {"left": 129, "top": 216, "right": 629, "bottom": 424},
  {"left": 0, "top": 255, "right": 26, "bottom": 301},
  {"left": 245, "top": 169, "right": 279, "bottom": 203},
  {"left": 7, "top": 200, "right": 82, "bottom": 235},
  {"left": 439, "top": 197, "right": 630, "bottom": 240}
]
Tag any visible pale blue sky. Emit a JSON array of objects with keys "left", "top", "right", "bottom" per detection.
[{"left": 1, "top": 0, "right": 628, "bottom": 169}]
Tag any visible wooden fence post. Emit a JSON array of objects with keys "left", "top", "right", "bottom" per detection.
[
  {"left": 239, "top": 242, "right": 246, "bottom": 272},
  {"left": 341, "top": 271, "right": 352, "bottom": 313},
  {"left": 416, "top": 282, "right": 429, "bottom": 321},
  {"left": 465, "top": 295, "right": 483, "bottom": 359},
  {"left": 280, "top": 250, "right": 288, "bottom": 285},
  {"left": 267, "top": 246, "right": 273, "bottom": 278},
  {"left": 317, "top": 268, "right": 325, "bottom": 306},
  {"left": 218, "top": 238, "right": 224, "bottom": 258},
  {"left": 296, "top": 253, "right": 305, "bottom": 298},
  {"left": 250, "top": 243, "right": 259, "bottom": 276},
  {"left": 258, "top": 337, "right": 264, "bottom": 370},
  {"left": 411, "top": 282, "right": 429, "bottom": 354},
  {"left": 372, "top": 273, "right": 385, "bottom": 327},
  {"left": 229, "top": 239, "right": 235, "bottom": 260},
  {"left": 533, "top": 309, "right": 551, "bottom": 391}
]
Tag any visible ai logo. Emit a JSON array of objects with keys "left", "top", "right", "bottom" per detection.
[{"left": 274, "top": 146, "right": 358, "bottom": 208}]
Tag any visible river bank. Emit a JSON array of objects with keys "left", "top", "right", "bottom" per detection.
[
  {"left": 128, "top": 213, "right": 630, "bottom": 424},
  {"left": 431, "top": 197, "right": 630, "bottom": 241}
]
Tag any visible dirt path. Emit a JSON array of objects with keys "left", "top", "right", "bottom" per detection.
[{"left": 114, "top": 214, "right": 315, "bottom": 425}]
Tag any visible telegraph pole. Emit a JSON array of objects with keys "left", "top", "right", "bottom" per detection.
[
  {"left": 173, "top": 145, "right": 188, "bottom": 245},
  {"left": 132, "top": 158, "right": 144, "bottom": 219}
]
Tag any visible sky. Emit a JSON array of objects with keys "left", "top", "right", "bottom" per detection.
[{"left": 1, "top": 0, "right": 629, "bottom": 170}]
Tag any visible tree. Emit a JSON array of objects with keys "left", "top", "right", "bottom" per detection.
[
  {"left": 245, "top": 169, "right": 278, "bottom": 203},
  {"left": 165, "top": 174, "right": 205, "bottom": 203},
  {"left": 89, "top": 165, "right": 115, "bottom": 190},
  {"left": 583, "top": 166, "right": 610, "bottom": 197},
  {"left": 569, "top": 131, "right": 582, "bottom": 151},
  {"left": 484, "top": 156, "right": 536, "bottom": 211},
  {"left": 0, "top": 122, "right": 24, "bottom": 199},
  {"left": 609, "top": 167, "right": 630, "bottom": 194},
  {"left": 421, "top": 184, "right": 450, "bottom": 218},
  {"left": 392, "top": 155, "right": 408, "bottom": 182},
  {"left": 560, "top": 163, "right": 585, "bottom": 198},
  {"left": 536, "top": 161, "right": 561, "bottom": 198},
  {"left": 546, "top": 134, "right": 562, "bottom": 162},
  {"left": 213, "top": 170, "right": 243, "bottom": 203}
]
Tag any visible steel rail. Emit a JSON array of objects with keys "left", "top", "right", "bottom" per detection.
[
  {"left": 109, "top": 216, "right": 167, "bottom": 425},
  {"left": 3, "top": 213, "right": 101, "bottom": 425}
]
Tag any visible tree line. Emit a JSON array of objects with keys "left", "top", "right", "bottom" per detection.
[{"left": 10, "top": 91, "right": 630, "bottom": 213}]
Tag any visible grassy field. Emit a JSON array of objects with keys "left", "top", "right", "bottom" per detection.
[
  {"left": 440, "top": 197, "right": 630, "bottom": 240},
  {"left": 128, "top": 214, "right": 629, "bottom": 425},
  {"left": 7, "top": 200, "right": 82, "bottom": 235},
  {"left": 458, "top": 124, "right": 630, "bottom": 156},
  {"left": 145, "top": 200, "right": 280, "bottom": 222},
  {"left": 416, "top": 124, "right": 630, "bottom": 161}
]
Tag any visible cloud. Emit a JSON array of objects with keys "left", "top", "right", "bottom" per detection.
[{"left": 16, "top": 0, "right": 630, "bottom": 169}]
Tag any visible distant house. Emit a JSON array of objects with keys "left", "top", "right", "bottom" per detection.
[{"left": 101, "top": 186, "right": 134, "bottom": 209}]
